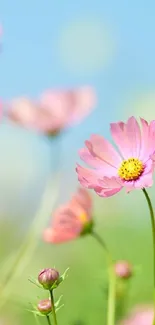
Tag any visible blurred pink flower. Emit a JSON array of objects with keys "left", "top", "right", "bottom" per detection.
[
  {"left": 40, "top": 86, "right": 96, "bottom": 127},
  {"left": 43, "top": 188, "right": 93, "bottom": 243},
  {"left": 119, "top": 305, "right": 153, "bottom": 325},
  {"left": 76, "top": 117, "right": 155, "bottom": 197},
  {"left": 114, "top": 260, "right": 132, "bottom": 279},
  {"left": 8, "top": 97, "right": 58, "bottom": 133},
  {"left": 8, "top": 86, "right": 96, "bottom": 134}
]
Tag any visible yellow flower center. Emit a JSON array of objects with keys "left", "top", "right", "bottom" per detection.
[
  {"left": 78, "top": 211, "right": 88, "bottom": 224},
  {"left": 118, "top": 158, "right": 144, "bottom": 181}
]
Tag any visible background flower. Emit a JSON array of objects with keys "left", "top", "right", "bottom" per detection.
[
  {"left": 43, "top": 188, "right": 92, "bottom": 243},
  {"left": 8, "top": 86, "right": 96, "bottom": 135},
  {"left": 119, "top": 305, "right": 153, "bottom": 325}
]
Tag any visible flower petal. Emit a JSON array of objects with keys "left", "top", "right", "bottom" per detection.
[
  {"left": 95, "top": 187, "right": 122, "bottom": 197},
  {"left": 134, "top": 172, "right": 153, "bottom": 189},
  {"left": 148, "top": 120, "right": 155, "bottom": 156},
  {"left": 110, "top": 121, "right": 131, "bottom": 159},
  {"left": 143, "top": 159, "right": 154, "bottom": 174},
  {"left": 79, "top": 147, "right": 117, "bottom": 176},
  {"left": 67, "top": 86, "right": 96, "bottom": 125},
  {"left": 43, "top": 228, "right": 77, "bottom": 243},
  {"left": 140, "top": 119, "right": 155, "bottom": 162},
  {"left": 71, "top": 187, "right": 92, "bottom": 217},
  {"left": 139, "top": 118, "right": 149, "bottom": 160},
  {"left": 85, "top": 134, "right": 122, "bottom": 168},
  {"left": 95, "top": 176, "right": 123, "bottom": 197},
  {"left": 76, "top": 164, "right": 100, "bottom": 189},
  {"left": 126, "top": 116, "right": 141, "bottom": 158}
]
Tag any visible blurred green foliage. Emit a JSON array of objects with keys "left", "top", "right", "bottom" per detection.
[{"left": 0, "top": 192, "right": 153, "bottom": 325}]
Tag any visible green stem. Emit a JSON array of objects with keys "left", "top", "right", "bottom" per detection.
[
  {"left": 143, "top": 189, "right": 155, "bottom": 325},
  {"left": 50, "top": 290, "right": 58, "bottom": 325},
  {"left": 46, "top": 315, "right": 52, "bottom": 325},
  {"left": 91, "top": 230, "right": 115, "bottom": 325}
]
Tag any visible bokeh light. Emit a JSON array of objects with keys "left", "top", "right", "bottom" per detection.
[{"left": 58, "top": 17, "right": 117, "bottom": 75}]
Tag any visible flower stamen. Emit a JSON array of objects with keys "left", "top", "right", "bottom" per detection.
[
  {"left": 78, "top": 211, "right": 88, "bottom": 224},
  {"left": 118, "top": 158, "right": 144, "bottom": 181}
]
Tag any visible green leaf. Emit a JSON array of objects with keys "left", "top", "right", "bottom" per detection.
[
  {"left": 58, "top": 267, "right": 69, "bottom": 285},
  {"left": 55, "top": 295, "right": 63, "bottom": 308},
  {"left": 28, "top": 277, "right": 42, "bottom": 289},
  {"left": 55, "top": 304, "right": 64, "bottom": 313}
]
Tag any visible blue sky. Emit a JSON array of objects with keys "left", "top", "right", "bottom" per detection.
[{"left": 1, "top": 0, "right": 155, "bottom": 218}]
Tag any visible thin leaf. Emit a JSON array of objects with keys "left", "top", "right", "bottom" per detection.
[
  {"left": 55, "top": 295, "right": 63, "bottom": 308},
  {"left": 55, "top": 304, "right": 64, "bottom": 313}
]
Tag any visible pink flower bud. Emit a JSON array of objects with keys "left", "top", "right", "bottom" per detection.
[
  {"left": 37, "top": 299, "right": 52, "bottom": 315},
  {"left": 114, "top": 261, "right": 132, "bottom": 279},
  {"left": 38, "top": 268, "right": 60, "bottom": 290}
]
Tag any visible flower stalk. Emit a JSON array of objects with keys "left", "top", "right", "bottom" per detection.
[
  {"left": 143, "top": 188, "right": 155, "bottom": 325},
  {"left": 50, "top": 290, "right": 58, "bottom": 325},
  {"left": 46, "top": 315, "right": 52, "bottom": 325},
  {"left": 91, "top": 230, "right": 116, "bottom": 325}
]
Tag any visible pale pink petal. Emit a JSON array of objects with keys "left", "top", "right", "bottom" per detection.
[
  {"left": 126, "top": 117, "right": 141, "bottom": 158},
  {"left": 140, "top": 119, "right": 155, "bottom": 161},
  {"left": 40, "top": 86, "right": 96, "bottom": 128},
  {"left": 76, "top": 164, "right": 101, "bottom": 189},
  {"left": 67, "top": 86, "right": 96, "bottom": 125},
  {"left": 40, "top": 91, "right": 69, "bottom": 120},
  {"left": 111, "top": 117, "right": 142, "bottom": 159},
  {"left": 9, "top": 98, "right": 38, "bottom": 127},
  {"left": 150, "top": 152, "right": 155, "bottom": 162},
  {"left": 95, "top": 176, "right": 123, "bottom": 197},
  {"left": 110, "top": 121, "right": 130, "bottom": 159},
  {"left": 43, "top": 228, "right": 77, "bottom": 243},
  {"left": 95, "top": 187, "right": 122, "bottom": 197},
  {"left": 143, "top": 159, "right": 153, "bottom": 174},
  {"left": 85, "top": 134, "right": 122, "bottom": 168},
  {"left": 79, "top": 147, "right": 117, "bottom": 176},
  {"left": 134, "top": 172, "right": 153, "bottom": 189},
  {"left": 43, "top": 197, "right": 91, "bottom": 244},
  {"left": 148, "top": 120, "right": 155, "bottom": 156},
  {"left": 71, "top": 187, "right": 92, "bottom": 217},
  {"left": 139, "top": 118, "right": 149, "bottom": 160},
  {"left": 124, "top": 181, "right": 135, "bottom": 193}
]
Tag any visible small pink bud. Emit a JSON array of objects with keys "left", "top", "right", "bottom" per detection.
[
  {"left": 38, "top": 268, "right": 60, "bottom": 290},
  {"left": 37, "top": 299, "right": 52, "bottom": 315},
  {"left": 114, "top": 260, "right": 132, "bottom": 279}
]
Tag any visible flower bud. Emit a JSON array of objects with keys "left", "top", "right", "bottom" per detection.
[
  {"left": 37, "top": 299, "right": 52, "bottom": 315},
  {"left": 114, "top": 260, "right": 132, "bottom": 279},
  {"left": 38, "top": 268, "right": 60, "bottom": 290}
]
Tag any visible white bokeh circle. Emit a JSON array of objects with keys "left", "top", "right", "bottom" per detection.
[{"left": 58, "top": 17, "right": 117, "bottom": 75}]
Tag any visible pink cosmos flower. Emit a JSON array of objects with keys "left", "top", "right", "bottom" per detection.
[
  {"left": 76, "top": 117, "right": 155, "bottom": 196},
  {"left": 43, "top": 188, "right": 93, "bottom": 243},
  {"left": 8, "top": 86, "right": 96, "bottom": 134},
  {"left": 119, "top": 305, "right": 153, "bottom": 325}
]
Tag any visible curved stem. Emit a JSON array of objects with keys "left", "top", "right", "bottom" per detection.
[
  {"left": 91, "top": 230, "right": 109, "bottom": 254},
  {"left": 91, "top": 230, "right": 115, "bottom": 325},
  {"left": 46, "top": 315, "right": 52, "bottom": 325},
  {"left": 50, "top": 290, "right": 58, "bottom": 325},
  {"left": 143, "top": 189, "right": 155, "bottom": 324}
]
